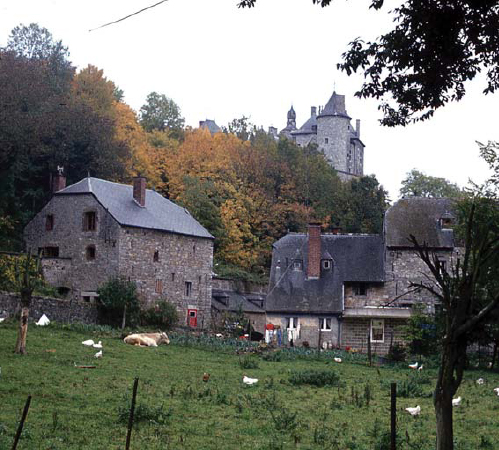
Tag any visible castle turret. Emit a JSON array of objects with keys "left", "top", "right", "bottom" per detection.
[{"left": 279, "top": 105, "right": 298, "bottom": 140}]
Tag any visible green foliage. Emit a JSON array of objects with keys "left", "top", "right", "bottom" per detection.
[
  {"left": 97, "top": 277, "right": 140, "bottom": 328},
  {"left": 238, "top": 355, "right": 259, "bottom": 369},
  {"left": 139, "top": 91, "right": 185, "bottom": 133},
  {"left": 403, "top": 303, "right": 439, "bottom": 357},
  {"left": 288, "top": 369, "right": 341, "bottom": 387},
  {"left": 394, "top": 373, "right": 432, "bottom": 399},
  {"left": 400, "top": 169, "right": 463, "bottom": 199},
  {"left": 386, "top": 343, "right": 407, "bottom": 362},
  {"left": 117, "top": 395, "right": 172, "bottom": 426},
  {"left": 140, "top": 300, "right": 179, "bottom": 330}
]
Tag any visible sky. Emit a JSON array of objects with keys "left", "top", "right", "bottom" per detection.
[{"left": 1, "top": 0, "right": 497, "bottom": 201}]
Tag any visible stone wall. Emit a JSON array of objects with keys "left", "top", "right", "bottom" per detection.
[
  {"left": 118, "top": 227, "right": 213, "bottom": 329},
  {"left": 317, "top": 115, "right": 350, "bottom": 173},
  {"left": 211, "top": 277, "right": 266, "bottom": 295},
  {"left": 0, "top": 291, "right": 98, "bottom": 324}
]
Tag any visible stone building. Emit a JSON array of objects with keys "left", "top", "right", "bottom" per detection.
[
  {"left": 280, "top": 91, "right": 364, "bottom": 181},
  {"left": 24, "top": 174, "right": 214, "bottom": 328},
  {"left": 265, "top": 197, "right": 457, "bottom": 354}
]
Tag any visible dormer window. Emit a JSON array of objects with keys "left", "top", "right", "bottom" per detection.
[
  {"left": 322, "top": 259, "right": 332, "bottom": 270},
  {"left": 440, "top": 217, "right": 454, "bottom": 229},
  {"left": 293, "top": 260, "right": 303, "bottom": 271},
  {"left": 83, "top": 211, "right": 96, "bottom": 231},
  {"left": 46, "top": 215, "right": 54, "bottom": 231}
]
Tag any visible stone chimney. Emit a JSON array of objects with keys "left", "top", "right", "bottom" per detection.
[
  {"left": 307, "top": 223, "right": 321, "bottom": 279},
  {"left": 356, "top": 119, "right": 361, "bottom": 138},
  {"left": 52, "top": 168, "right": 66, "bottom": 193},
  {"left": 133, "top": 176, "right": 147, "bottom": 207},
  {"left": 311, "top": 106, "right": 317, "bottom": 117}
]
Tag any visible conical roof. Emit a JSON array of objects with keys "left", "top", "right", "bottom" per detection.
[{"left": 318, "top": 91, "right": 351, "bottom": 119}]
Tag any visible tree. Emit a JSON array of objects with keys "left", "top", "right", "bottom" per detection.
[
  {"left": 13, "top": 252, "right": 43, "bottom": 354},
  {"left": 410, "top": 193, "right": 499, "bottom": 450},
  {"left": 400, "top": 169, "right": 462, "bottom": 199},
  {"left": 237, "top": 1, "right": 499, "bottom": 126},
  {"left": 97, "top": 277, "right": 140, "bottom": 329},
  {"left": 139, "top": 92, "right": 185, "bottom": 134}
]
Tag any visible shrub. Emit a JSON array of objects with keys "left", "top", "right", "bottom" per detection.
[
  {"left": 387, "top": 343, "right": 407, "bottom": 362},
  {"left": 97, "top": 277, "right": 140, "bottom": 328},
  {"left": 239, "top": 355, "right": 259, "bottom": 369},
  {"left": 117, "top": 396, "right": 171, "bottom": 426},
  {"left": 289, "top": 369, "right": 341, "bottom": 387},
  {"left": 141, "top": 300, "right": 179, "bottom": 330}
]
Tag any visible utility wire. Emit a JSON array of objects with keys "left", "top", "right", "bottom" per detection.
[{"left": 89, "top": 0, "right": 170, "bottom": 32}]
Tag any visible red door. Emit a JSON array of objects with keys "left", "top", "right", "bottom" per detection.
[{"left": 188, "top": 309, "right": 197, "bottom": 328}]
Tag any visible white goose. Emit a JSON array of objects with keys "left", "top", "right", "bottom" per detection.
[
  {"left": 333, "top": 357, "right": 342, "bottom": 363},
  {"left": 94, "top": 350, "right": 103, "bottom": 358},
  {"left": 405, "top": 405, "right": 421, "bottom": 416},
  {"left": 82, "top": 339, "right": 95, "bottom": 346},
  {"left": 243, "top": 375, "right": 258, "bottom": 385},
  {"left": 408, "top": 362, "right": 418, "bottom": 370},
  {"left": 452, "top": 396, "right": 462, "bottom": 407},
  {"left": 93, "top": 341, "right": 103, "bottom": 349}
]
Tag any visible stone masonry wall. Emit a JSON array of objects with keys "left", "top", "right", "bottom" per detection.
[
  {"left": 24, "top": 194, "right": 121, "bottom": 300},
  {"left": 317, "top": 116, "right": 350, "bottom": 173},
  {"left": 0, "top": 291, "right": 98, "bottom": 324},
  {"left": 118, "top": 227, "right": 213, "bottom": 329}
]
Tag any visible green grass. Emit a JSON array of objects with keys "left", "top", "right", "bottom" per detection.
[{"left": 1, "top": 322, "right": 499, "bottom": 449}]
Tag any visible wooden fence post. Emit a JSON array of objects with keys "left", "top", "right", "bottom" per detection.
[
  {"left": 367, "top": 332, "right": 372, "bottom": 367},
  {"left": 125, "top": 377, "right": 139, "bottom": 450},
  {"left": 391, "top": 382, "right": 397, "bottom": 450},
  {"left": 11, "top": 395, "right": 31, "bottom": 450}
]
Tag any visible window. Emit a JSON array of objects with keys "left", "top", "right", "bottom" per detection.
[
  {"left": 312, "top": 125, "right": 317, "bottom": 132},
  {"left": 286, "top": 317, "right": 299, "bottom": 329},
  {"left": 83, "top": 211, "right": 96, "bottom": 231},
  {"left": 46, "top": 215, "right": 54, "bottom": 231},
  {"left": 320, "top": 318, "right": 332, "bottom": 331},
  {"left": 354, "top": 283, "right": 368, "bottom": 296},
  {"left": 440, "top": 217, "right": 454, "bottom": 229},
  {"left": 185, "top": 281, "right": 192, "bottom": 297},
  {"left": 86, "top": 245, "right": 96, "bottom": 260},
  {"left": 40, "top": 246, "right": 59, "bottom": 258},
  {"left": 155, "top": 279, "right": 163, "bottom": 294},
  {"left": 325, "top": 137, "right": 328, "bottom": 144},
  {"left": 171, "top": 273, "right": 175, "bottom": 282},
  {"left": 153, "top": 250, "right": 159, "bottom": 262},
  {"left": 371, "top": 319, "right": 384, "bottom": 342},
  {"left": 293, "top": 260, "right": 303, "bottom": 271},
  {"left": 322, "top": 259, "right": 332, "bottom": 270}
]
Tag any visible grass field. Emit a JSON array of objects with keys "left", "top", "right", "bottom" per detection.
[{"left": 1, "top": 322, "right": 499, "bottom": 450}]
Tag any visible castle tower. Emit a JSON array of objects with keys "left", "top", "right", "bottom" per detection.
[
  {"left": 279, "top": 105, "right": 298, "bottom": 139},
  {"left": 317, "top": 92, "right": 364, "bottom": 180}
]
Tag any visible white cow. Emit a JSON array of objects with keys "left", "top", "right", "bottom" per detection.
[{"left": 123, "top": 332, "right": 170, "bottom": 347}]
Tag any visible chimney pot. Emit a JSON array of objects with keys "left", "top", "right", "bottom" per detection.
[
  {"left": 356, "top": 119, "right": 361, "bottom": 138},
  {"left": 307, "top": 223, "right": 321, "bottom": 279},
  {"left": 52, "top": 171, "right": 66, "bottom": 193},
  {"left": 133, "top": 176, "right": 147, "bottom": 207},
  {"left": 311, "top": 106, "right": 317, "bottom": 117}
]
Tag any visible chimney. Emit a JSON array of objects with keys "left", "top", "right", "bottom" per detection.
[
  {"left": 52, "top": 168, "right": 66, "bottom": 193},
  {"left": 356, "top": 119, "right": 361, "bottom": 138},
  {"left": 311, "top": 106, "right": 317, "bottom": 117},
  {"left": 133, "top": 176, "right": 147, "bottom": 207},
  {"left": 307, "top": 223, "right": 321, "bottom": 279}
]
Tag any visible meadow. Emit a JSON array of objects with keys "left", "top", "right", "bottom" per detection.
[{"left": 1, "top": 322, "right": 499, "bottom": 450}]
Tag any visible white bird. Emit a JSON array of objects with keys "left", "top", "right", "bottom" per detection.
[
  {"left": 243, "top": 375, "right": 258, "bottom": 385},
  {"left": 405, "top": 405, "right": 421, "bottom": 416},
  {"left": 334, "top": 357, "right": 342, "bottom": 363},
  {"left": 418, "top": 364, "right": 424, "bottom": 371},
  {"left": 36, "top": 314, "right": 50, "bottom": 326},
  {"left": 215, "top": 333, "right": 223, "bottom": 338},
  {"left": 82, "top": 339, "right": 95, "bottom": 346},
  {"left": 493, "top": 387, "right": 499, "bottom": 396},
  {"left": 93, "top": 341, "right": 103, "bottom": 349},
  {"left": 452, "top": 396, "right": 462, "bottom": 407},
  {"left": 0, "top": 318, "right": 5, "bottom": 323},
  {"left": 477, "top": 378, "right": 485, "bottom": 385},
  {"left": 94, "top": 350, "right": 102, "bottom": 358},
  {"left": 408, "top": 362, "right": 418, "bottom": 369}
]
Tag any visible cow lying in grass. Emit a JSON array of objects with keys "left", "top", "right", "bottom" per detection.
[{"left": 123, "top": 332, "right": 170, "bottom": 347}]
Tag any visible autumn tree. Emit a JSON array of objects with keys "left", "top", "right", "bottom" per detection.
[
  {"left": 400, "top": 169, "right": 462, "bottom": 199},
  {"left": 238, "top": 1, "right": 499, "bottom": 126}
]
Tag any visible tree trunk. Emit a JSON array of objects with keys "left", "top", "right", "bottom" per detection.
[
  {"left": 15, "top": 307, "right": 30, "bottom": 355},
  {"left": 491, "top": 340, "right": 498, "bottom": 369},
  {"left": 121, "top": 304, "right": 127, "bottom": 330}
]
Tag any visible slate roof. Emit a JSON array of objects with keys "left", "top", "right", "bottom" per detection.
[
  {"left": 385, "top": 197, "right": 455, "bottom": 248},
  {"left": 266, "top": 233, "right": 384, "bottom": 313},
  {"left": 199, "top": 119, "right": 222, "bottom": 135},
  {"left": 318, "top": 91, "right": 351, "bottom": 119},
  {"left": 291, "top": 111, "right": 317, "bottom": 136},
  {"left": 56, "top": 177, "right": 213, "bottom": 239},
  {"left": 212, "top": 289, "right": 265, "bottom": 313}
]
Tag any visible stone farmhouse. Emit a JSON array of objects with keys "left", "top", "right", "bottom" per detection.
[
  {"left": 265, "top": 197, "right": 456, "bottom": 354},
  {"left": 280, "top": 91, "right": 365, "bottom": 181},
  {"left": 24, "top": 174, "right": 214, "bottom": 328}
]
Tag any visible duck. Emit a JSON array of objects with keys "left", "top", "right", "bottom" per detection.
[
  {"left": 405, "top": 405, "right": 421, "bottom": 416},
  {"left": 418, "top": 364, "right": 424, "bottom": 371},
  {"left": 94, "top": 350, "right": 103, "bottom": 358},
  {"left": 333, "top": 357, "right": 342, "bottom": 363},
  {"left": 408, "top": 362, "right": 418, "bottom": 369},
  {"left": 477, "top": 378, "right": 485, "bottom": 385},
  {"left": 493, "top": 387, "right": 499, "bottom": 396},
  {"left": 452, "top": 396, "right": 462, "bottom": 407},
  {"left": 93, "top": 341, "right": 103, "bottom": 349},
  {"left": 243, "top": 375, "right": 258, "bottom": 385},
  {"left": 82, "top": 339, "right": 95, "bottom": 346}
]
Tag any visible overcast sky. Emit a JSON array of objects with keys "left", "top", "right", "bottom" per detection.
[{"left": 2, "top": 0, "right": 497, "bottom": 201}]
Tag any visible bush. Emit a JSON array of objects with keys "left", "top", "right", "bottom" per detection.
[
  {"left": 239, "top": 355, "right": 259, "bottom": 369},
  {"left": 97, "top": 277, "right": 140, "bottom": 328},
  {"left": 289, "top": 369, "right": 341, "bottom": 387},
  {"left": 141, "top": 300, "right": 179, "bottom": 330},
  {"left": 117, "top": 396, "right": 171, "bottom": 426},
  {"left": 387, "top": 343, "right": 407, "bottom": 362}
]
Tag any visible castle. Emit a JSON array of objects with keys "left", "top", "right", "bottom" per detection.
[{"left": 280, "top": 91, "right": 365, "bottom": 181}]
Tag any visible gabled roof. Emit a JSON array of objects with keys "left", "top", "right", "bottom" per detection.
[
  {"left": 56, "top": 177, "right": 213, "bottom": 239},
  {"left": 385, "top": 197, "right": 455, "bottom": 248},
  {"left": 266, "top": 233, "right": 384, "bottom": 313},
  {"left": 291, "top": 113, "right": 317, "bottom": 136}
]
